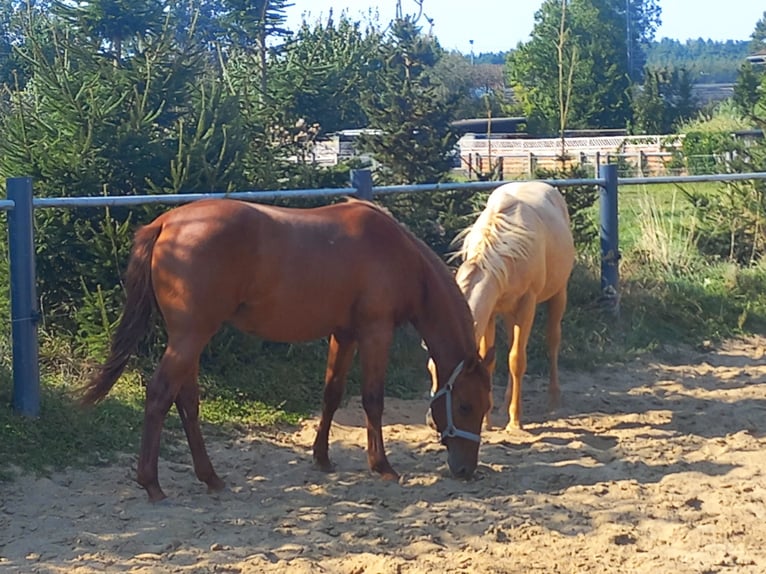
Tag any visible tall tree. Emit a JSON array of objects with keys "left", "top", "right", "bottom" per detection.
[
  {"left": 220, "top": 0, "right": 292, "bottom": 96},
  {"left": 52, "top": 0, "right": 165, "bottom": 63},
  {"left": 270, "top": 10, "right": 381, "bottom": 133},
  {"left": 633, "top": 67, "right": 697, "bottom": 134},
  {"left": 358, "top": 13, "right": 470, "bottom": 255},
  {"left": 507, "top": 0, "right": 633, "bottom": 134},
  {"left": 624, "top": 0, "right": 661, "bottom": 82},
  {"left": 359, "top": 16, "right": 457, "bottom": 185},
  {"left": 750, "top": 11, "right": 766, "bottom": 53}
]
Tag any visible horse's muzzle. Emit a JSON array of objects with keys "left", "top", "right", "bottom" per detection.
[{"left": 448, "top": 448, "right": 477, "bottom": 479}]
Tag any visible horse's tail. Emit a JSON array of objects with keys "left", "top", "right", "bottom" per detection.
[{"left": 80, "top": 223, "right": 162, "bottom": 405}]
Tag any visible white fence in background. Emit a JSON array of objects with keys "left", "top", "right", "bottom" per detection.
[{"left": 310, "top": 133, "right": 685, "bottom": 177}]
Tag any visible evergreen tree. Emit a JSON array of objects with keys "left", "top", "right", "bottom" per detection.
[
  {"left": 734, "top": 62, "right": 763, "bottom": 120},
  {"left": 750, "top": 11, "right": 766, "bottom": 53},
  {"left": 646, "top": 38, "right": 751, "bottom": 83},
  {"left": 52, "top": 0, "right": 165, "bottom": 63},
  {"left": 220, "top": 0, "right": 292, "bottom": 95},
  {"left": 357, "top": 16, "right": 472, "bottom": 255},
  {"left": 359, "top": 16, "right": 457, "bottom": 185},
  {"left": 0, "top": 7, "right": 250, "bottom": 342},
  {"left": 624, "top": 0, "right": 661, "bottom": 82},
  {"left": 633, "top": 67, "right": 697, "bottom": 134},
  {"left": 270, "top": 11, "right": 381, "bottom": 133}
]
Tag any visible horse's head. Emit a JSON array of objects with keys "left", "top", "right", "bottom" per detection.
[{"left": 426, "top": 351, "right": 494, "bottom": 479}]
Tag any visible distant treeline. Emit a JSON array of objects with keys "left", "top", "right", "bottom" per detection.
[
  {"left": 472, "top": 38, "right": 752, "bottom": 84},
  {"left": 646, "top": 38, "right": 752, "bottom": 83}
]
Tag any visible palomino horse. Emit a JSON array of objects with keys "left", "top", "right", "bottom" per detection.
[
  {"left": 433, "top": 181, "right": 574, "bottom": 431},
  {"left": 81, "top": 198, "right": 491, "bottom": 502}
]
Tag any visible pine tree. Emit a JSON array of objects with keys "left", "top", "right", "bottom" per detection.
[
  {"left": 355, "top": 16, "right": 476, "bottom": 255},
  {"left": 359, "top": 16, "right": 457, "bottom": 185},
  {"left": 750, "top": 11, "right": 766, "bottom": 53},
  {"left": 271, "top": 12, "right": 382, "bottom": 133},
  {"left": 52, "top": 0, "right": 165, "bottom": 63},
  {"left": 0, "top": 7, "right": 250, "bottom": 342}
]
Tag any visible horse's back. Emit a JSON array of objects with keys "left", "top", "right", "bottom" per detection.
[
  {"left": 148, "top": 199, "right": 426, "bottom": 341},
  {"left": 488, "top": 181, "right": 569, "bottom": 227},
  {"left": 466, "top": 181, "right": 574, "bottom": 304},
  {"left": 497, "top": 182, "right": 572, "bottom": 251}
]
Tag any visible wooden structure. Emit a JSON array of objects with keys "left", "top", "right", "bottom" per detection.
[{"left": 458, "top": 134, "right": 683, "bottom": 178}]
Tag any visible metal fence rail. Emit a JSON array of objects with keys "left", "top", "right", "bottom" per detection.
[{"left": 5, "top": 166, "right": 766, "bottom": 417}]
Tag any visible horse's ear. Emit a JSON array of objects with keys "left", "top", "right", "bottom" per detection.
[{"left": 480, "top": 346, "right": 496, "bottom": 369}]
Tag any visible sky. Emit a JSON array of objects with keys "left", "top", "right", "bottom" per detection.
[{"left": 284, "top": 0, "right": 765, "bottom": 55}]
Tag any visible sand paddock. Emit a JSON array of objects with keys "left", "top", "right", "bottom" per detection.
[{"left": 2, "top": 336, "right": 766, "bottom": 573}]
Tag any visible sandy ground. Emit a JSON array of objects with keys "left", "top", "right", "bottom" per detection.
[{"left": 2, "top": 336, "right": 766, "bottom": 574}]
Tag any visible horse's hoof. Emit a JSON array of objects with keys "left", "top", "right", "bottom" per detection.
[
  {"left": 206, "top": 477, "right": 226, "bottom": 494},
  {"left": 148, "top": 492, "right": 169, "bottom": 504},
  {"left": 373, "top": 464, "right": 400, "bottom": 481},
  {"left": 505, "top": 421, "right": 523, "bottom": 432},
  {"left": 313, "top": 458, "right": 336, "bottom": 473}
]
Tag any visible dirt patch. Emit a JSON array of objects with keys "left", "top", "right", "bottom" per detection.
[{"left": 2, "top": 336, "right": 766, "bottom": 573}]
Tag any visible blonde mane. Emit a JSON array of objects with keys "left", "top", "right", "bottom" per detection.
[{"left": 456, "top": 195, "right": 536, "bottom": 287}]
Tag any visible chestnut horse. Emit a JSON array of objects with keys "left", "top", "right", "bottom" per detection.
[
  {"left": 434, "top": 181, "right": 575, "bottom": 431},
  {"left": 81, "top": 198, "right": 491, "bottom": 502}
]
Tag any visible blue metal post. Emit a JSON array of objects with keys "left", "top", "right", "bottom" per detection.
[
  {"left": 7, "top": 177, "right": 40, "bottom": 416},
  {"left": 598, "top": 164, "right": 620, "bottom": 312},
  {"left": 350, "top": 169, "right": 374, "bottom": 201}
]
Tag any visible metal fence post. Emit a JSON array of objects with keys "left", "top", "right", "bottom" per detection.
[
  {"left": 7, "top": 177, "right": 40, "bottom": 416},
  {"left": 350, "top": 169, "right": 374, "bottom": 201},
  {"left": 598, "top": 164, "right": 620, "bottom": 313}
]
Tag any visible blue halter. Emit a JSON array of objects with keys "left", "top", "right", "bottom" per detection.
[{"left": 429, "top": 360, "right": 481, "bottom": 444}]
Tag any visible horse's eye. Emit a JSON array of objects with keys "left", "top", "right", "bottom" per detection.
[{"left": 458, "top": 403, "right": 472, "bottom": 415}]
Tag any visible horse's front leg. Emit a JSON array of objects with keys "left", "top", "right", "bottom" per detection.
[
  {"left": 358, "top": 325, "right": 397, "bottom": 480},
  {"left": 313, "top": 334, "right": 357, "bottom": 472},
  {"left": 504, "top": 299, "right": 535, "bottom": 431},
  {"left": 478, "top": 315, "right": 497, "bottom": 430}
]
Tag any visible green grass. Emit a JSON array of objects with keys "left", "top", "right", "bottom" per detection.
[
  {"left": 0, "top": 368, "right": 145, "bottom": 481},
  {"left": 617, "top": 182, "right": 715, "bottom": 250}
]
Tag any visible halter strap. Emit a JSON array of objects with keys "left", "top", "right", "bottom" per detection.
[{"left": 429, "top": 360, "right": 481, "bottom": 444}]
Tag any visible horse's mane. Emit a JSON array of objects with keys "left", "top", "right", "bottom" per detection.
[{"left": 455, "top": 193, "right": 535, "bottom": 288}]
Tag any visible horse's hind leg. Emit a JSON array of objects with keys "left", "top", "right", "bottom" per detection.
[
  {"left": 137, "top": 337, "right": 209, "bottom": 502},
  {"left": 545, "top": 289, "right": 568, "bottom": 412},
  {"left": 313, "top": 334, "right": 357, "bottom": 472},
  {"left": 175, "top": 372, "right": 225, "bottom": 494},
  {"left": 137, "top": 356, "right": 180, "bottom": 502}
]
